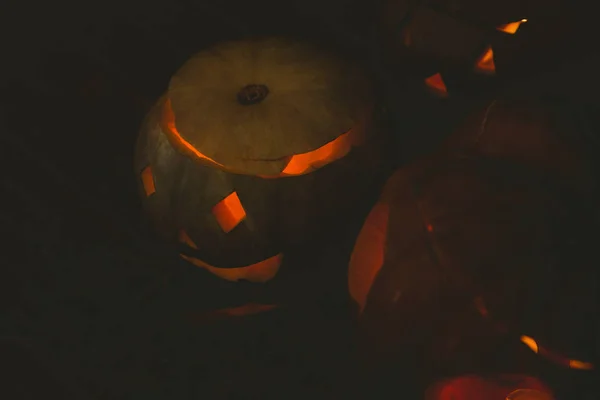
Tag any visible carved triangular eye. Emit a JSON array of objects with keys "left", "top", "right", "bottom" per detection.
[
  {"left": 497, "top": 19, "right": 527, "bottom": 35},
  {"left": 424, "top": 73, "right": 448, "bottom": 97},
  {"left": 474, "top": 46, "right": 496, "bottom": 75}
]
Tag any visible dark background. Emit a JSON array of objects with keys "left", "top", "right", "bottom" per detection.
[{"left": 1, "top": 0, "right": 599, "bottom": 398}]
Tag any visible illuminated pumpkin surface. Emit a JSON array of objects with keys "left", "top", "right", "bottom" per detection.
[
  {"left": 164, "top": 38, "right": 371, "bottom": 177},
  {"left": 381, "top": 1, "right": 537, "bottom": 90},
  {"left": 349, "top": 95, "right": 598, "bottom": 370},
  {"left": 161, "top": 97, "right": 363, "bottom": 178},
  {"left": 135, "top": 38, "right": 382, "bottom": 290},
  {"left": 425, "top": 374, "right": 553, "bottom": 400}
]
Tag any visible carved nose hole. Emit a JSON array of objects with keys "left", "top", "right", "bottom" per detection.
[{"left": 212, "top": 191, "right": 246, "bottom": 233}]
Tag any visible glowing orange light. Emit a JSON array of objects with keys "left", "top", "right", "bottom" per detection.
[
  {"left": 162, "top": 99, "right": 224, "bottom": 167},
  {"left": 475, "top": 46, "right": 496, "bottom": 75},
  {"left": 280, "top": 128, "right": 358, "bottom": 176},
  {"left": 178, "top": 230, "right": 282, "bottom": 282},
  {"left": 520, "top": 335, "right": 539, "bottom": 353},
  {"left": 140, "top": 165, "right": 156, "bottom": 196},
  {"left": 212, "top": 192, "right": 246, "bottom": 233},
  {"left": 348, "top": 201, "right": 390, "bottom": 313},
  {"left": 497, "top": 19, "right": 527, "bottom": 34},
  {"left": 424, "top": 73, "right": 448, "bottom": 97},
  {"left": 520, "top": 334, "right": 595, "bottom": 370},
  {"left": 568, "top": 360, "right": 594, "bottom": 370},
  {"left": 163, "top": 97, "right": 360, "bottom": 178}
]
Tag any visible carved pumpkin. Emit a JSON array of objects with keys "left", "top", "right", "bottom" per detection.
[
  {"left": 135, "top": 38, "right": 384, "bottom": 284},
  {"left": 347, "top": 93, "right": 598, "bottom": 371},
  {"left": 452, "top": 97, "right": 599, "bottom": 373},
  {"left": 380, "top": 0, "right": 564, "bottom": 96}
]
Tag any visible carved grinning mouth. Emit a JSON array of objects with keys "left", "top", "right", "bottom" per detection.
[
  {"left": 162, "top": 98, "right": 361, "bottom": 177},
  {"left": 179, "top": 230, "right": 283, "bottom": 283}
]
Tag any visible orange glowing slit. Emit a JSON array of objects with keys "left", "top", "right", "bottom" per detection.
[
  {"left": 141, "top": 166, "right": 156, "bottom": 196},
  {"left": 497, "top": 19, "right": 527, "bottom": 34},
  {"left": 212, "top": 192, "right": 246, "bottom": 233},
  {"left": 520, "top": 335, "right": 539, "bottom": 353},
  {"left": 279, "top": 128, "right": 358, "bottom": 176},
  {"left": 520, "top": 335, "right": 594, "bottom": 370},
  {"left": 163, "top": 97, "right": 360, "bottom": 177},
  {"left": 162, "top": 99, "right": 223, "bottom": 167},
  {"left": 475, "top": 46, "right": 496, "bottom": 74},
  {"left": 178, "top": 230, "right": 282, "bottom": 283},
  {"left": 424, "top": 73, "right": 448, "bottom": 97}
]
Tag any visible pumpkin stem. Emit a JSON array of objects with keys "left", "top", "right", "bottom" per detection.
[{"left": 237, "top": 84, "right": 269, "bottom": 105}]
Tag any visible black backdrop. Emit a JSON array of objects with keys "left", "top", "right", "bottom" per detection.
[{"left": 1, "top": 1, "right": 599, "bottom": 399}]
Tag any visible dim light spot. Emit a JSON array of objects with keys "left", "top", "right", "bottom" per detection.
[
  {"left": 193, "top": 304, "right": 279, "bottom": 321},
  {"left": 520, "top": 335, "right": 539, "bottom": 353},
  {"left": 179, "top": 230, "right": 197, "bottom": 248},
  {"left": 568, "top": 360, "right": 594, "bottom": 370},
  {"left": 348, "top": 201, "right": 390, "bottom": 313},
  {"left": 162, "top": 99, "right": 224, "bottom": 168},
  {"left": 215, "top": 303, "right": 278, "bottom": 317},
  {"left": 475, "top": 46, "right": 496, "bottom": 75},
  {"left": 474, "top": 297, "right": 489, "bottom": 317},
  {"left": 426, "top": 223, "right": 434, "bottom": 232},
  {"left": 280, "top": 128, "right": 359, "bottom": 176},
  {"left": 212, "top": 192, "right": 246, "bottom": 233},
  {"left": 424, "top": 73, "right": 448, "bottom": 97},
  {"left": 178, "top": 230, "right": 282, "bottom": 283},
  {"left": 140, "top": 166, "right": 156, "bottom": 196},
  {"left": 403, "top": 29, "right": 412, "bottom": 47},
  {"left": 497, "top": 19, "right": 527, "bottom": 34}
]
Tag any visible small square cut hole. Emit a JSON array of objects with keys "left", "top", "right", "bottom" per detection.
[
  {"left": 212, "top": 191, "right": 246, "bottom": 233},
  {"left": 141, "top": 166, "right": 156, "bottom": 196}
]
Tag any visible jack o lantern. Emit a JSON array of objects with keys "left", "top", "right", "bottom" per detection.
[
  {"left": 347, "top": 93, "right": 598, "bottom": 372},
  {"left": 135, "top": 38, "right": 384, "bottom": 284},
  {"left": 380, "top": 0, "right": 565, "bottom": 96}
]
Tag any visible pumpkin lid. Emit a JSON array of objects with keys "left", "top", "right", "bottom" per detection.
[{"left": 166, "top": 37, "right": 372, "bottom": 175}]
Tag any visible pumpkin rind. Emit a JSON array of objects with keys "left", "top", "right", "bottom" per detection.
[
  {"left": 349, "top": 94, "right": 598, "bottom": 371},
  {"left": 167, "top": 37, "right": 373, "bottom": 176},
  {"left": 135, "top": 39, "right": 386, "bottom": 279}
]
